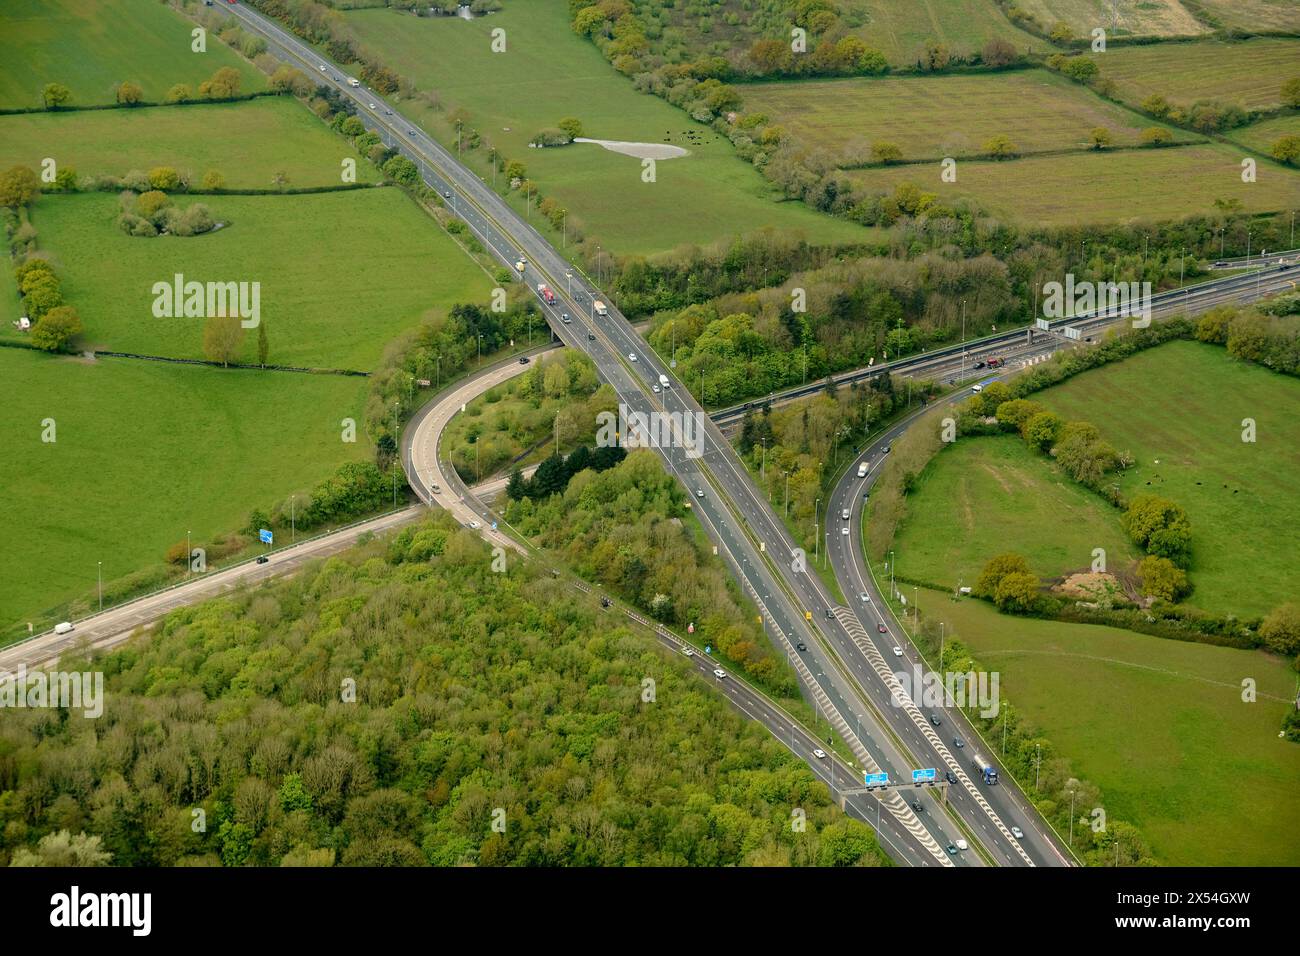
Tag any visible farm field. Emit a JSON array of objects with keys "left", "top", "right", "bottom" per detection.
[
  {"left": 0, "top": 347, "right": 370, "bottom": 629},
  {"left": 26, "top": 189, "right": 491, "bottom": 370},
  {"left": 1086, "top": 38, "right": 1300, "bottom": 112},
  {"left": 341, "top": 4, "right": 871, "bottom": 257},
  {"left": 846, "top": 144, "right": 1300, "bottom": 225},
  {"left": 741, "top": 71, "right": 1193, "bottom": 163},
  {"left": 841, "top": 0, "right": 1049, "bottom": 64},
  {"left": 1013, "top": 0, "right": 1207, "bottom": 37},
  {"left": 0, "top": 97, "right": 379, "bottom": 189},
  {"left": 0, "top": 0, "right": 265, "bottom": 109},
  {"left": 1226, "top": 113, "right": 1300, "bottom": 156},
  {"left": 925, "top": 587, "right": 1300, "bottom": 866},
  {"left": 1193, "top": 0, "right": 1300, "bottom": 33},
  {"left": 1035, "top": 339, "right": 1300, "bottom": 618},
  {"left": 890, "top": 434, "right": 1142, "bottom": 588}
]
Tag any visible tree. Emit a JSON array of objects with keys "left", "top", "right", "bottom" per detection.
[
  {"left": 1271, "top": 135, "right": 1300, "bottom": 166},
  {"left": 1088, "top": 127, "right": 1113, "bottom": 150},
  {"left": 975, "top": 552, "right": 1030, "bottom": 598},
  {"left": 136, "top": 190, "right": 171, "bottom": 220},
  {"left": 209, "top": 67, "right": 242, "bottom": 98},
  {"left": 558, "top": 117, "right": 584, "bottom": 140},
  {"left": 201, "top": 169, "right": 225, "bottom": 190},
  {"left": 9, "top": 830, "right": 110, "bottom": 867},
  {"left": 993, "top": 571, "right": 1039, "bottom": 613},
  {"left": 115, "top": 81, "right": 144, "bottom": 105},
  {"left": 203, "top": 315, "right": 245, "bottom": 367},
  {"left": 983, "top": 134, "right": 1019, "bottom": 159},
  {"left": 1121, "top": 494, "right": 1192, "bottom": 565},
  {"left": 1059, "top": 57, "right": 1099, "bottom": 83},
  {"left": 1048, "top": 21, "right": 1074, "bottom": 43},
  {"left": 1023, "top": 410, "right": 1063, "bottom": 451},
  {"left": 165, "top": 83, "right": 192, "bottom": 104},
  {"left": 506, "top": 467, "right": 527, "bottom": 500},
  {"left": 31, "top": 305, "right": 82, "bottom": 352},
  {"left": 1281, "top": 77, "right": 1300, "bottom": 110},
  {"left": 1140, "top": 126, "right": 1173, "bottom": 147},
  {"left": 0, "top": 165, "right": 40, "bottom": 208},
  {"left": 1137, "top": 556, "right": 1190, "bottom": 603},
  {"left": 981, "top": 38, "right": 1017, "bottom": 68},
  {"left": 257, "top": 321, "right": 269, "bottom": 367},
  {"left": 1140, "top": 93, "right": 1171, "bottom": 118},
  {"left": 994, "top": 398, "right": 1044, "bottom": 432},
  {"left": 42, "top": 83, "right": 72, "bottom": 109},
  {"left": 1259, "top": 603, "right": 1300, "bottom": 655},
  {"left": 871, "top": 141, "right": 902, "bottom": 164}
]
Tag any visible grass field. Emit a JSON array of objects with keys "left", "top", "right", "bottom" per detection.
[
  {"left": 0, "top": 347, "right": 370, "bottom": 628},
  {"left": 891, "top": 434, "right": 1141, "bottom": 587},
  {"left": 340, "top": 4, "right": 871, "bottom": 256},
  {"left": 846, "top": 144, "right": 1300, "bottom": 225},
  {"left": 922, "top": 587, "right": 1300, "bottom": 866},
  {"left": 742, "top": 70, "right": 1193, "bottom": 163},
  {"left": 0, "top": 0, "right": 265, "bottom": 109},
  {"left": 1193, "top": 0, "right": 1300, "bottom": 33},
  {"left": 1087, "top": 38, "right": 1300, "bottom": 112},
  {"left": 0, "top": 97, "right": 379, "bottom": 189},
  {"left": 1226, "top": 113, "right": 1300, "bottom": 156},
  {"left": 1014, "top": 0, "right": 1208, "bottom": 37},
  {"left": 23, "top": 190, "right": 491, "bottom": 370},
  {"left": 841, "top": 0, "right": 1049, "bottom": 63},
  {"left": 1035, "top": 339, "right": 1300, "bottom": 618}
]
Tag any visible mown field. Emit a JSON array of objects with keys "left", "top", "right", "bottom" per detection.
[
  {"left": 1193, "top": 0, "right": 1300, "bottom": 33},
  {"left": 841, "top": 0, "right": 1048, "bottom": 63},
  {"left": 1227, "top": 113, "right": 1300, "bottom": 156},
  {"left": 1036, "top": 339, "right": 1300, "bottom": 618},
  {"left": 341, "top": 4, "right": 870, "bottom": 256},
  {"left": 1087, "top": 38, "right": 1300, "bottom": 112},
  {"left": 847, "top": 144, "right": 1300, "bottom": 225},
  {"left": 0, "top": 347, "right": 370, "bottom": 629},
  {"left": 26, "top": 190, "right": 491, "bottom": 370},
  {"left": 891, "top": 434, "right": 1141, "bottom": 587},
  {"left": 1014, "top": 0, "right": 1207, "bottom": 37},
  {"left": 926, "top": 587, "right": 1300, "bottom": 866},
  {"left": 0, "top": 97, "right": 379, "bottom": 189},
  {"left": 742, "top": 70, "right": 1192, "bottom": 163},
  {"left": 0, "top": 0, "right": 265, "bottom": 109}
]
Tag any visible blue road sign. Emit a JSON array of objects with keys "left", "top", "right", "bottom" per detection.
[
  {"left": 259, "top": 529, "right": 273, "bottom": 545},
  {"left": 863, "top": 772, "right": 889, "bottom": 787},
  {"left": 912, "top": 768, "right": 937, "bottom": 784}
]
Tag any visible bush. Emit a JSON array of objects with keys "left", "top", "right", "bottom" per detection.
[
  {"left": 30, "top": 305, "right": 82, "bottom": 352},
  {"left": 975, "top": 552, "right": 1030, "bottom": 598},
  {"left": 1122, "top": 494, "right": 1192, "bottom": 566},
  {"left": 1259, "top": 603, "right": 1300, "bottom": 655},
  {"left": 1138, "top": 555, "right": 1190, "bottom": 603}
]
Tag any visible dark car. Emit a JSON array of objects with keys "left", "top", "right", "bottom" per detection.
[
  {"left": 796, "top": 642, "right": 807, "bottom": 652},
  {"left": 586, "top": 333, "right": 596, "bottom": 341},
  {"left": 256, "top": 555, "right": 269, "bottom": 564},
  {"left": 824, "top": 608, "right": 833, "bottom": 620},
  {"left": 945, "top": 771, "right": 958, "bottom": 785},
  {"left": 973, "top": 360, "right": 985, "bottom": 369},
  {"left": 911, "top": 800, "right": 924, "bottom": 812},
  {"left": 945, "top": 843, "right": 958, "bottom": 856},
  {"left": 929, "top": 713, "right": 941, "bottom": 727},
  {"left": 877, "top": 624, "right": 887, "bottom": 633},
  {"left": 953, "top": 737, "right": 965, "bottom": 748},
  {"left": 517, "top": 356, "right": 529, "bottom": 364}
]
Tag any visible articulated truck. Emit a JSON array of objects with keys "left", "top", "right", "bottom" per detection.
[{"left": 972, "top": 753, "right": 998, "bottom": 785}]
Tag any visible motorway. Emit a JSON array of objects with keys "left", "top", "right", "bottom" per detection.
[{"left": 225, "top": 1, "right": 1300, "bottom": 868}]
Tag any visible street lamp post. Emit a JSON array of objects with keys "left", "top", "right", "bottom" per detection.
[
  {"left": 291, "top": 495, "right": 296, "bottom": 543},
  {"left": 97, "top": 561, "right": 102, "bottom": 612},
  {"left": 186, "top": 530, "right": 191, "bottom": 576},
  {"left": 889, "top": 550, "right": 895, "bottom": 600}
]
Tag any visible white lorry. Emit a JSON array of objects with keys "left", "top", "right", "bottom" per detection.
[
  {"left": 658, "top": 373, "right": 670, "bottom": 389},
  {"left": 593, "top": 300, "right": 609, "bottom": 317},
  {"left": 346, "top": 77, "right": 360, "bottom": 88},
  {"left": 857, "top": 462, "right": 869, "bottom": 479}
]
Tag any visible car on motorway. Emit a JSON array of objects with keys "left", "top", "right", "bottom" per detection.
[
  {"left": 652, "top": 383, "right": 660, "bottom": 393},
  {"left": 319, "top": 64, "right": 327, "bottom": 72},
  {"left": 712, "top": 668, "right": 727, "bottom": 680},
  {"left": 945, "top": 843, "right": 957, "bottom": 856},
  {"left": 955, "top": 839, "right": 968, "bottom": 852},
  {"left": 973, "top": 360, "right": 986, "bottom": 370},
  {"left": 517, "top": 355, "right": 529, "bottom": 364},
  {"left": 1011, "top": 826, "right": 1024, "bottom": 839},
  {"left": 824, "top": 608, "right": 834, "bottom": 620},
  {"left": 882, "top": 444, "right": 891, "bottom": 454},
  {"left": 795, "top": 642, "right": 807, "bottom": 652},
  {"left": 812, "top": 749, "right": 827, "bottom": 760},
  {"left": 892, "top": 645, "right": 903, "bottom": 657},
  {"left": 910, "top": 800, "right": 923, "bottom": 812},
  {"left": 1214, "top": 260, "right": 1228, "bottom": 267},
  {"left": 368, "top": 102, "right": 377, "bottom": 110},
  {"left": 467, "top": 520, "right": 481, "bottom": 530},
  {"left": 429, "top": 482, "right": 441, "bottom": 494},
  {"left": 442, "top": 190, "right": 451, "bottom": 199},
  {"left": 54, "top": 621, "right": 74, "bottom": 635},
  {"left": 859, "top": 592, "right": 870, "bottom": 603},
  {"left": 682, "top": 647, "right": 694, "bottom": 657},
  {"left": 841, "top": 507, "right": 850, "bottom": 520},
  {"left": 384, "top": 109, "right": 393, "bottom": 115},
  {"left": 561, "top": 312, "right": 571, "bottom": 324},
  {"left": 877, "top": 623, "right": 887, "bottom": 633},
  {"left": 628, "top": 353, "right": 637, "bottom": 362},
  {"left": 840, "top": 526, "right": 849, "bottom": 536},
  {"left": 408, "top": 129, "right": 417, "bottom": 135},
  {"left": 929, "top": 713, "right": 941, "bottom": 726},
  {"left": 953, "top": 737, "right": 964, "bottom": 748},
  {"left": 256, "top": 555, "right": 269, "bottom": 564},
  {"left": 695, "top": 488, "right": 704, "bottom": 498},
  {"left": 586, "top": 333, "right": 595, "bottom": 341},
  {"left": 945, "top": 771, "right": 958, "bottom": 785}
]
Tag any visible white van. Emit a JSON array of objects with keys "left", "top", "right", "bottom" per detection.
[
  {"left": 857, "top": 462, "right": 868, "bottom": 479},
  {"left": 658, "top": 373, "right": 670, "bottom": 389},
  {"left": 346, "top": 77, "right": 360, "bottom": 88},
  {"left": 841, "top": 508, "right": 850, "bottom": 520},
  {"left": 54, "top": 621, "right": 74, "bottom": 635}
]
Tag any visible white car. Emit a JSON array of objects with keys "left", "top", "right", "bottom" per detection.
[
  {"left": 652, "top": 383, "right": 660, "bottom": 393},
  {"left": 467, "top": 520, "right": 481, "bottom": 530},
  {"left": 812, "top": 749, "right": 827, "bottom": 760},
  {"left": 892, "top": 646, "right": 903, "bottom": 657},
  {"left": 955, "top": 838, "right": 968, "bottom": 851},
  {"left": 1011, "top": 826, "right": 1024, "bottom": 840},
  {"left": 628, "top": 352, "right": 637, "bottom": 362},
  {"left": 696, "top": 489, "right": 705, "bottom": 499},
  {"left": 712, "top": 668, "right": 727, "bottom": 680},
  {"left": 318, "top": 64, "right": 327, "bottom": 72},
  {"left": 682, "top": 647, "right": 695, "bottom": 658},
  {"left": 841, "top": 526, "right": 849, "bottom": 535},
  {"left": 859, "top": 592, "right": 871, "bottom": 603},
  {"left": 369, "top": 102, "right": 377, "bottom": 110}
]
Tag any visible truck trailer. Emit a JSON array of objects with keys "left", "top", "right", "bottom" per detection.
[{"left": 972, "top": 753, "right": 998, "bottom": 785}]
